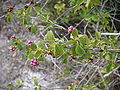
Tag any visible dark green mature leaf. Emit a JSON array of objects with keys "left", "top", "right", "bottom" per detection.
[
  {"left": 17, "top": 43, "right": 23, "bottom": 50},
  {"left": 54, "top": 44, "right": 64, "bottom": 56},
  {"left": 71, "top": 45, "right": 77, "bottom": 56},
  {"left": 38, "top": 41, "right": 46, "bottom": 47},
  {"left": 72, "top": 29, "right": 78, "bottom": 38},
  {"left": 106, "top": 64, "right": 113, "bottom": 73},
  {"left": 75, "top": 45, "right": 85, "bottom": 56},
  {"left": 38, "top": 55, "right": 44, "bottom": 61},
  {"left": 35, "top": 51, "right": 41, "bottom": 57},
  {"left": 30, "top": 43, "right": 37, "bottom": 51}
]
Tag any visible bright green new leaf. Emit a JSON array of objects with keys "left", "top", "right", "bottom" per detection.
[
  {"left": 33, "top": 77, "right": 38, "bottom": 86},
  {"left": 54, "top": 3, "right": 65, "bottom": 10},
  {"left": 76, "top": 0, "right": 84, "bottom": 5},
  {"left": 75, "top": 45, "right": 85, "bottom": 56},
  {"left": 86, "top": 0, "right": 92, "bottom": 8},
  {"left": 7, "top": 14, "right": 12, "bottom": 23},
  {"left": 26, "top": 7, "right": 31, "bottom": 14},
  {"left": 33, "top": 6, "right": 41, "bottom": 13},
  {"left": 95, "top": 32, "right": 101, "bottom": 39},
  {"left": 45, "top": 31, "right": 55, "bottom": 42},
  {"left": 54, "top": 44, "right": 64, "bottom": 56},
  {"left": 100, "top": 45, "right": 108, "bottom": 50},
  {"left": 31, "top": 25, "right": 37, "bottom": 33}
]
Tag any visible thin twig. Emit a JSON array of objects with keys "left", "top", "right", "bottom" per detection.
[
  {"left": 85, "top": 67, "right": 99, "bottom": 85},
  {"left": 55, "top": 5, "right": 77, "bottom": 21},
  {"left": 41, "top": 0, "right": 49, "bottom": 10},
  {"left": 98, "top": 68, "right": 109, "bottom": 89},
  {"left": 101, "top": 33, "right": 120, "bottom": 35}
]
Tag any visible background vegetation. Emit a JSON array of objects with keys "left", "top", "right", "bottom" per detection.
[{"left": 0, "top": 0, "right": 120, "bottom": 90}]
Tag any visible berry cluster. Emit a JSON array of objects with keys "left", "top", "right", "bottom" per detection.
[
  {"left": 26, "top": 41, "right": 33, "bottom": 46},
  {"left": 8, "top": 46, "right": 16, "bottom": 51},
  {"left": 30, "top": 58, "right": 39, "bottom": 66},
  {"left": 7, "top": 6, "right": 14, "bottom": 12},
  {"left": 10, "top": 35, "right": 16, "bottom": 40},
  {"left": 68, "top": 26, "right": 73, "bottom": 34}
]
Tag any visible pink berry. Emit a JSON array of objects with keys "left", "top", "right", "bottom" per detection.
[
  {"left": 30, "top": 58, "right": 39, "bottom": 66},
  {"left": 10, "top": 35, "right": 16, "bottom": 40},
  {"left": 68, "top": 26, "right": 73, "bottom": 34},
  {"left": 8, "top": 46, "right": 16, "bottom": 51},
  {"left": 26, "top": 41, "right": 33, "bottom": 46}
]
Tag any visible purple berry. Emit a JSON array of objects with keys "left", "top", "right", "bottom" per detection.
[
  {"left": 68, "top": 26, "right": 73, "bottom": 34},
  {"left": 27, "top": 41, "right": 33, "bottom": 46},
  {"left": 8, "top": 46, "right": 16, "bottom": 51},
  {"left": 30, "top": 58, "right": 39, "bottom": 66},
  {"left": 10, "top": 35, "right": 16, "bottom": 40}
]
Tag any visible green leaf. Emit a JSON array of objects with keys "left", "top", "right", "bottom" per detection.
[
  {"left": 7, "top": 83, "right": 13, "bottom": 87},
  {"left": 31, "top": 25, "right": 37, "bottom": 33},
  {"left": 104, "top": 53, "right": 113, "bottom": 60},
  {"left": 33, "top": 77, "right": 38, "bottom": 86},
  {"left": 17, "top": 43, "right": 23, "bottom": 50},
  {"left": 54, "top": 44, "right": 64, "bottom": 56},
  {"left": 63, "top": 40, "right": 75, "bottom": 46},
  {"left": 26, "top": 7, "right": 31, "bottom": 14},
  {"left": 76, "top": 0, "right": 84, "bottom": 5},
  {"left": 86, "top": 0, "right": 92, "bottom": 8},
  {"left": 38, "top": 41, "right": 46, "bottom": 47},
  {"left": 16, "top": 79, "right": 21, "bottom": 84},
  {"left": 93, "top": 0, "right": 100, "bottom": 5},
  {"left": 100, "top": 45, "right": 108, "bottom": 50},
  {"left": 15, "top": 79, "right": 22, "bottom": 88},
  {"left": 7, "top": 14, "right": 12, "bottom": 23},
  {"left": 28, "top": 52, "right": 34, "bottom": 59},
  {"left": 21, "top": 18, "right": 28, "bottom": 25},
  {"left": 72, "top": 29, "right": 78, "bottom": 38},
  {"left": 35, "top": 51, "right": 41, "bottom": 57},
  {"left": 34, "top": 86, "right": 42, "bottom": 90},
  {"left": 92, "top": 15, "right": 98, "bottom": 21},
  {"left": 38, "top": 55, "right": 44, "bottom": 61},
  {"left": 106, "top": 64, "right": 113, "bottom": 72},
  {"left": 71, "top": 45, "right": 77, "bottom": 56},
  {"left": 54, "top": 3, "right": 65, "bottom": 10},
  {"left": 45, "top": 31, "right": 55, "bottom": 42},
  {"left": 30, "top": 43, "right": 37, "bottom": 51},
  {"left": 33, "top": 6, "right": 42, "bottom": 13},
  {"left": 75, "top": 45, "right": 85, "bottom": 56},
  {"left": 95, "top": 32, "right": 101, "bottom": 39}
]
